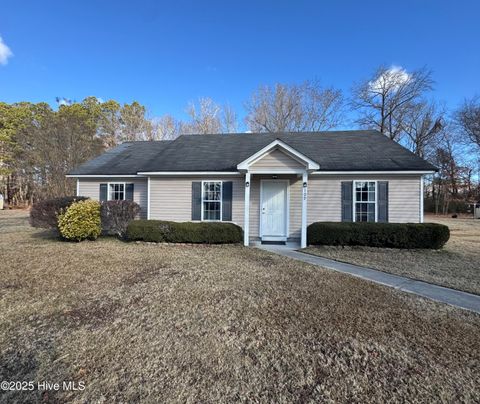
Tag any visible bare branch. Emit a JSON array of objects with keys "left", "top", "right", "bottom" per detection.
[
  {"left": 244, "top": 80, "right": 344, "bottom": 133},
  {"left": 351, "top": 65, "right": 434, "bottom": 141}
]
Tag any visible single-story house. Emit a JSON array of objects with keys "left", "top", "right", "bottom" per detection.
[{"left": 67, "top": 130, "right": 437, "bottom": 247}]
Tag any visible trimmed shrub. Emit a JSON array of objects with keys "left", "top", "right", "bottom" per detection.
[
  {"left": 101, "top": 200, "right": 141, "bottom": 237},
  {"left": 126, "top": 220, "right": 243, "bottom": 244},
  {"left": 307, "top": 222, "right": 450, "bottom": 249},
  {"left": 58, "top": 200, "right": 101, "bottom": 241},
  {"left": 30, "top": 196, "right": 89, "bottom": 230}
]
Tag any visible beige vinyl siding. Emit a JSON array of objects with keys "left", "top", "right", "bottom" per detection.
[
  {"left": 307, "top": 175, "right": 421, "bottom": 224},
  {"left": 251, "top": 149, "right": 305, "bottom": 170},
  {"left": 249, "top": 175, "right": 302, "bottom": 240},
  {"left": 149, "top": 176, "right": 244, "bottom": 225},
  {"left": 78, "top": 172, "right": 422, "bottom": 241},
  {"left": 78, "top": 177, "right": 148, "bottom": 218},
  {"left": 388, "top": 176, "right": 421, "bottom": 222},
  {"left": 150, "top": 174, "right": 302, "bottom": 239}
]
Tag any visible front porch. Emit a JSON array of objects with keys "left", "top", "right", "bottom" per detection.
[
  {"left": 243, "top": 173, "right": 308, "bottom": 247},
  {"left": 237, "top": 139, "right": 320, "bottom": 248}
]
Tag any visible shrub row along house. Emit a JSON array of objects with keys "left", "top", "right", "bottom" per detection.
[{"left": 67, "top": 130, "right": 437, "bottom": 247}]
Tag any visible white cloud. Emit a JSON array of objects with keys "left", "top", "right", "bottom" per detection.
[
  {"left": 369, "top": 65, "right": 410, "bottom": 92},
  {"left": 0, "top": 36, "right": 13, "bottom": 65},
  {"left": 56, "top": 97, "right": 72, "bottom": 106}
]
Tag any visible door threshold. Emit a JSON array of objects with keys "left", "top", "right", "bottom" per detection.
[
  {"left": 261, "top": 236, "right": 287, "bottom": 242},
  {"left": 261, "top": 240, "right": 286, "bottom": 245}
]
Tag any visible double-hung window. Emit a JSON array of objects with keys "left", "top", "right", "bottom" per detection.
[
  {"left": 108, "top": 183, "right": 125, "bottom": 200},
  {"left": 354, "top": 181, "right": 376, "bottom": 222},
  {"left": 202, "top": 181, "right": 222, "bottom": 221}
]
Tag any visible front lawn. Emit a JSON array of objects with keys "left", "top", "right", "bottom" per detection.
[
  {"left": 1, "top": 210, "right": 479, "bottom": 402},
  {"left": 304, "top": 216, "right": 480, "bottom": 295}
]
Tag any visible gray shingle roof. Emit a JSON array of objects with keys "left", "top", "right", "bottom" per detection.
[
  {"left": 69, "top": 141, "right": 174, "bottom": 175},
  {"left": 69, "top": 130, "right": 437, "bottom": 175}
]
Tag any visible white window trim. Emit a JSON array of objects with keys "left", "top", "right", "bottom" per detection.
[
  {"left": 201, "top": 180, "right": 223, "bottom": 222},
  {"left": 107, "top": 182, "right": 126, "bottom": 201},
  {"left": 353, "top": 180, "right": 377, "bottom": 223}
]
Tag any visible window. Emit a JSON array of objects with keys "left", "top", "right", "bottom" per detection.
[
  {"left": 202, "top": 181, "right": 222, "bottom": 221},
  {"left": 354, "top": 181, "right": 376, "bottom": 222},
  {"left": 108, "top": 183, "right": 125, "bottom": 200}
]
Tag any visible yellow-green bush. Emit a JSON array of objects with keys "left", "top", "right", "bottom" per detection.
[{"left": 58, "top": 200, "right": 101, "bottom": 241}]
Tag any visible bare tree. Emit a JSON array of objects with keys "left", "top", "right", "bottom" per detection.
[
  {"left": 351, "top": 66, "right": 434, "bottom": 141},
  {"left": 182, "top": 98, "right": 223, "bottom": 134},
  {"left": 455, "top": 96, "right": 480, "bottom": 152},
  {"left": 244, "top": 80, "right": 344, "bottom": 133},
  {"left": 401, "top": 101, "right": 444, "bottom": 158},
  {"left": 222, "top": 104, "right": 238, "bottom": 133},
  {"left": 179, "top": 98, "right": 239, "bottom": 135},
  {"left": 152, "top": 114, "right": 181, "bottom": 140}
]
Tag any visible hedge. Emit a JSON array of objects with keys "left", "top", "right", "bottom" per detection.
[
  {"left": 307, "top": 222, "right": 450, "bottom": 249},
  {"left": 126, "top": 220, "right": 243, "bottom": 244},
  {"left": 30, "top": 196, "right": 89, "bottom": 230},
  {"left": 58, "top": 200, "right": 102, "bottom": 241}
]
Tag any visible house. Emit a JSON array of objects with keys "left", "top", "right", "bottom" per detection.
[{"left": 67, "top": 130, "right": 437, "bottom": 248}]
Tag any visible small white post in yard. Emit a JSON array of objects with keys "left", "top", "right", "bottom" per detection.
[
  {"left": 244, "top": 172, "right": 251, "bottom": 246},
  {"left": 301, "top": 171, "right": 308, "bottom": 248}
]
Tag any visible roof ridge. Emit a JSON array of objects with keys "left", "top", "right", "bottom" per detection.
[{"left": 177, "top": 129, "right": 381, "bottom": 138}]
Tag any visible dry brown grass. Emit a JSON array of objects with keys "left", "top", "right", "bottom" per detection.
[
  {"left": 304, "top": 216, "right": 480, "bottom": 295},
  {"left": 1, "top": 210, "right": 479, "bottom": 403}
]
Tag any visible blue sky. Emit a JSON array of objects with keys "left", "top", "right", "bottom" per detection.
[{"left": 1, "top": 0, "right": 479, "bottom": 128}]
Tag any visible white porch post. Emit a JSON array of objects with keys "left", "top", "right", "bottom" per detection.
[
  {"left": 420, "top": 175, "right": 424, "bottom": 223},
  {"left": 301, "top": 171, "right": 308, "bottom": 248},
  {"left": 244, "top": 172, "right": 251, "bottom": 246},
  {"left": 147, "top": 176, "right": 151, "bottom": 220},
  {"left": 76, "top": 179, "right": 79, "bottom": 197}
]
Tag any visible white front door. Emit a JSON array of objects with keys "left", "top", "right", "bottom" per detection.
[{"left": 261, "top": 180, "right": 288, "bottom": 239}]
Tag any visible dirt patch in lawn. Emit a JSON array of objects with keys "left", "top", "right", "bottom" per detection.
[
  {"left": 304, "top": 216, "right": 480, "bottom": 295},
  {"left": 1, "top": 210, "right": 479, "bottom": 403}
]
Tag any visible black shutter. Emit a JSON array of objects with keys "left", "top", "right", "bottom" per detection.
[
  {"left": 192, "top": 182, "right": 202, "bottom": 220},
  {"left": 99, "top": 183, "right": 108, "bottom": 202},
  {"left": 341, "top": 181, "right": 353, "bottom": 222},
  {"left": 377, "top": 181, "right": 389, "bottom": 223},
  {"left": 222, "top": 181, "right": 233, "bottom": 221},
  {"left": 126, "top": 183, "right": 134, "bottom": 201}
]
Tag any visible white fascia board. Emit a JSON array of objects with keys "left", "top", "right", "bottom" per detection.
[
  {"left": 311, "top": 170, "right": 435, "bottom": 175},
  {"left": 248, "top": 169, "right": 307, "bottom": 174},
  {"left": 237, "top": 139, "right": 320, "bottom": 171},
  {"left": 66, "top": 174, "right": 141, "bottom": 178},
  {"left": 137, "top": 171, "right": 241, "bottom": 176}
]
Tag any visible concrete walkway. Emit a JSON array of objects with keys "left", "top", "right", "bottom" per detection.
[{"left": 258, "top": 244, "right": 480, "bottom": 314}]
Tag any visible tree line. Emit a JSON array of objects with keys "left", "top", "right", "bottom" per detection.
[{"left": 1, "top": 65, "right": 479, "bottom": 212}]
